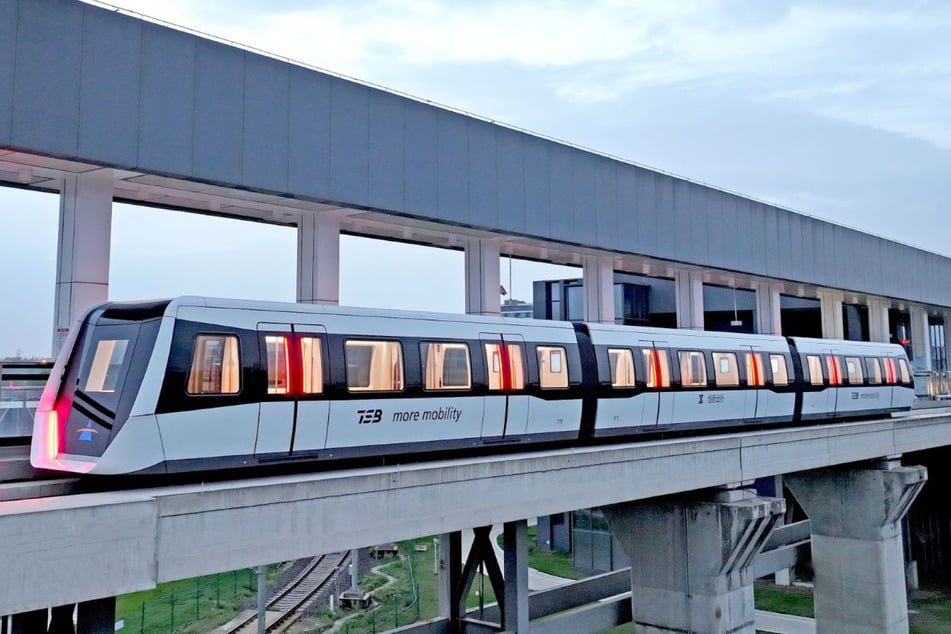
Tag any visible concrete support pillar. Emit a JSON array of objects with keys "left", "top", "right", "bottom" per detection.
[
  {"left": 582, "top": 256, "right": 615, "bottom": 324},
  {"left": 465, "top": 239, "right": 501, "bottom": 316},
  {"left": 605, "top": 489, "right": 785, "bottom": 634},
  {"left": 867, "top": 297, "right": 891, "bottom": 344},
  {"left": 438, "top": 532, "right": 462, "bottom": 622},
  {"left": 53, "top": 170, "right": 113, "bottom": 356},
  {"left": 910, "top": 306, "right": 932, "bottom": 371},
  {"left": 503, "top": 520, "right": 529, "bottom": 633},
  {"left": 818, "top": 289, "right": 845, "bottom": 339},
  {"left": 786, "top": 462, "right": 927, "bottom": 634},
  {"left": 76, "top": 597, "right": 115, "bottom": 634},
  {"left": 674, "top": 269, "right": 704, "bottom": 330},
  {"left": 296, "top": 212, "right": 340, "bottom": 305},
  {"left": 754, "top": 282, "right": 783, "bottom": 335}
]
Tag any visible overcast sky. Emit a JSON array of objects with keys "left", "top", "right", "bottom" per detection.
[{"left": 2, "top": 0, "right": 950, "bottom": 358}]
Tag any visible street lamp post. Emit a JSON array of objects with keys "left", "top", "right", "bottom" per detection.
[{"left": 433, "top": 537, "right": 439, "bottom": 575}]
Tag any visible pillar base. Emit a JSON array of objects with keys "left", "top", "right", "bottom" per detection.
[
  {"left": 606, "top": 489, "right": 784, "bottom": 634},
  {"left": 786, "top": 462, "right": 927, "bottom": 634}
]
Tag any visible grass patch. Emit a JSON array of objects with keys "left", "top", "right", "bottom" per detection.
[
  {"left": 755, "top": 582, "right": 951, "bottom": 634},
  {"left": 115, "top": 565, "right": 282, "bottom": 634},
  {"left": 754, "top": 580, "right": 814, "bottom": 618}
]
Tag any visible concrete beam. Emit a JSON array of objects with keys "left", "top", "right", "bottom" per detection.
[
  {"left": 582, "top": 256, "right": 615, "bottom": 324},
  {"left": 674, "top": 269, "right": 704, "bottom": 330},
  {"left": 817, "top": 289, "right": 844, "bottom": 339},
  {"left": 53, "top": 170, "right": 113, "bottom": 356},
  {"left": 786, "top": 462, "right": 927, "bottom": 634},
  {"left": 297, "top": 212, "right": 340, "bottom": 305},
  {"left": 465, "top": 239, "right": 501, "bottom": 316},
  {"left": 604, "top": 489, "right": 784, "bottom": 634},
  {"left": 2, "top": 414, "right": 951, "bottom": 615}
]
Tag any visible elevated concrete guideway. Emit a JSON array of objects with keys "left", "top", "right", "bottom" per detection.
[{"left": 0, "top": 412, "right": 949, "bottom": 616}]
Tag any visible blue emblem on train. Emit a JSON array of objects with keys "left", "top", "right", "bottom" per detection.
[{"left": 77, "top": 421, "right": 98, "bottom": 442}]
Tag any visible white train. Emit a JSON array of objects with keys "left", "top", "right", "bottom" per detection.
[{"left": 31, "top": 297, "right": 915, "bottom": 475}]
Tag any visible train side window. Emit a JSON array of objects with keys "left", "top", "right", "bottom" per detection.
[
  {"left": 264, "top": 336, "right": 290, "bottom": 395},
  {"left": 806, "top": 355, "right": 824, "bottom": 386},
  {"left": 746, "top": 353, "right": 765, "bottom": 386},
  {"left": 300, "top": 336, "right": 323, "bottom": 394},
  {"left": 712, "top": 352, "right": 739, "bottom": 386},
  {"left": 641, "top": 348, "right": 671, "bottom": 388},
  {"left": 865, "top": 357, "right": 882, "bottom": 384},
  {"left": 485, "top": 343, "right": 525, "bottom": 391},
  {"left": 608, "top": 348, "right": 636, "bottom": 388},
  {"left": 421, "top": 342, "right": 472, "bottom": 391},
  {"left": 898, "top": 359, "right": 911, "bottom": 384},
  {"left": 84, "top": 338, "right": 130, "bottom": 393},
  {"left": 187, "top": 334, "right": 241, "bottom": 395},
  {"left": 346, "top": 340, "right": 404, "bottom": 392},
  {"left": 538, "top": 346, "right": 569, "bottom": 389},
  {"left": 844, "top": 356, "right": 864, "bottom": 384},
  {"left": 678, "top": 351, "right": 707, "bottom": 387},
  {"left": 769, "top": 355, "right": 789, "bottom": 386}
]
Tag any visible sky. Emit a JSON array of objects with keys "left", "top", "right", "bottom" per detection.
[{"left": 2, "top": 0, "right": 951, "bottom": 358}]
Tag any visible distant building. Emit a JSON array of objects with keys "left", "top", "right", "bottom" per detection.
[{"left": 501, "top": 300, "right": 533, "bottom": 319}]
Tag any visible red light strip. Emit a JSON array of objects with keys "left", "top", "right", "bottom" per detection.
[
  {"left": 750, "top": 354, "right": 761, "bottom": 386},
  {"left": 652, "top": 349, "right": 662, "bottom": 387},
  {"left": 499, "top": 343, "right": 512, "bottom": 391}
]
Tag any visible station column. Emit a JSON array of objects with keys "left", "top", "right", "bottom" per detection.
[
  {"left": 605, "top": 489, "right": 785, "bottom": 634},
  {"left": 53, "top": 170, "right": 113, "bottom": 355},
  {"left": 786, "top": 461, "right": 927, "bottom": 634},
  {"left": 754, "top": 282, "right": 783, "bottom": 335},
  {"left": 297, "top": 212, "right": 340, "bottom": 305},
  {"left": 867, "top": 297, "right": 891, "bottom": 343},
  {"left": 817, "top": 289, "right": 845, "bottom": 339},
  {"left": 583, "top": 256, "right": 615, "bottom": 324},
  {"left": 465, "top": 239, "right": 501, "bottom": 316},
  {"left": 910, "top": 306, "right": 932, "bottom": 371},
  {"left": 674, "top": 269, "right": 704, "bottom": 330}
]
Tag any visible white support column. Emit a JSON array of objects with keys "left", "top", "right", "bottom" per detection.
[
  {"left": 944, "top": 312, "right": 951, "bottom": 374},
  {"left": 817, "top": 289, "right": 844, "bottom": 339},
  {"left": 754, "top": 282, "right": 783, "bottom": 335},
  {"left": 465, "top": 239, "right": 500, "bottom": 316},
  {"left": 582, "top": 256, "right": 615, "bottom": 324},
  {"left": 503, "top": 519, "right": 529, "bottom": 633},
  {"left": 674, "top": 269, "right": 704, "bottom": 330},
  {"left": 910, "top": 306, "right": 932, "bottom": 371},
  {"left": 53, "top": 170, "right": 113, "bottom": 356},
  {"left": 867, "top": 297, "right": 891, "bottom": 343},
  {"left": 296, "top": 212, "right": 340, "bottom": 305}
]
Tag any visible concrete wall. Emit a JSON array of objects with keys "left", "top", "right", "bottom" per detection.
[{"left": 2, "top": 1, "right": 951, "bottom": 308}]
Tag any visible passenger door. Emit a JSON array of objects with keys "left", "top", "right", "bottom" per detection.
[
  {"left": 256, "top": 323, "right": 295, "bottom": 457},
  {"left": 639, "top": 340, "right": 672, "bottom": 426},
  {"left": 292, "top": 325, "right": 330, "bottom": 454},
  {"left": 480, "top": 334, "right": 529, "bottom": 438}
]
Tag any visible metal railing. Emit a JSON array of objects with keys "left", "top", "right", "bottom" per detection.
[
  {"left": 914, "top": 370, "right": 951, "bottom": 400},
  {"left": 0, "top": 362, "right": 52, "bottom": 439}
]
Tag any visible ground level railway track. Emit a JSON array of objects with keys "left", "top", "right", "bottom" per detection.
[{"left": 226, "top": 551, "right": 350, "bottom": 634}]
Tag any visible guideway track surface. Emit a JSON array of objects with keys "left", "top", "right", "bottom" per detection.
[{"left": 226, "top": 551, "right": 349, "bottom": 634}]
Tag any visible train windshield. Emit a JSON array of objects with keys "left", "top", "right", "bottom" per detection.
[{"left": 75, "top": 326, "right": 139, "bottom": 415}]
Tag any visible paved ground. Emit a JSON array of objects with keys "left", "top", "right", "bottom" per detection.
[{"left": 753, "top": 610, "right": 816, "bottom": 634}]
